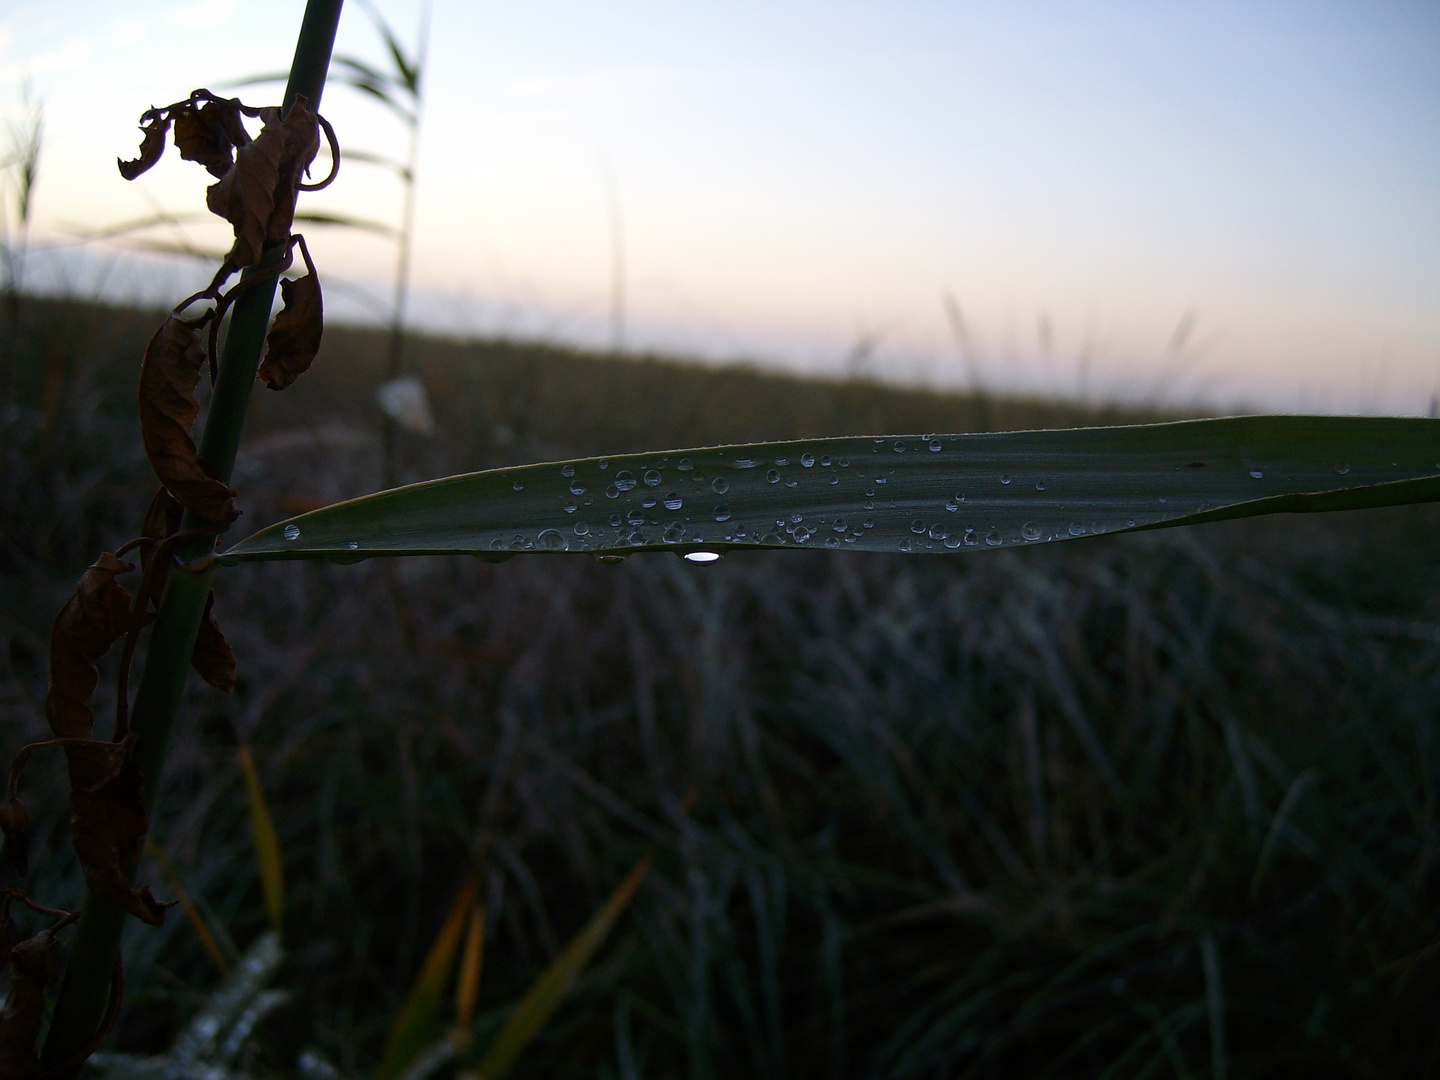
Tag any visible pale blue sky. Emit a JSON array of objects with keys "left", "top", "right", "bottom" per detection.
[{"left": 3, "top": 1, "right": 1438, "bottom": 412}]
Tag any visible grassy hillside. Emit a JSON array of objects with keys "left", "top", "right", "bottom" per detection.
[{"left": 2, "top": 298, "right": 1437, "bottom": 1078}]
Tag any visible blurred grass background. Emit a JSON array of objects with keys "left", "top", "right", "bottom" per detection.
[{"left": 2, "top": 297, "right": 1438, "bottom": 1077}]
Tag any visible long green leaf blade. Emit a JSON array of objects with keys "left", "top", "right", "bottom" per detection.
[{"left": 221, "top": 417, "right": 1440, "bottom": 563}]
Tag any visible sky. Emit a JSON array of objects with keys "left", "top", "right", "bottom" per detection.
[{"left": 2, "top": 0, "right": 1438, "bottom": 413}]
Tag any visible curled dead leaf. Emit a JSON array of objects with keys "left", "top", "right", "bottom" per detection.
[
  {"left": 205, "top": 108, "right": 285, "bottom": 270},
  {"left": 173, "top": 97, "right": 250, "bottom": 180},
  {"left": 192, "top": 592, "right": 236, "bottom": 692},
  {"left": 45, "top": 553, "right": 134, "bottom": 742},
  {"left": 258, "top": 236, "right": 322, "bottom": 391},
  {"left": 266, "top": 95, "right": 321, "bottom": 244},
  {"left": 0, "top": 800, "right": 28, "bottom": 877},
  {"left": 117, "top": 111, "right": 171, "bottom": 181},
  {"left": 0, "top": 930, "right": 63, "bottom": 1080},
  {"left": 65, "top": 736, "right": 174, "bottom": 927},
  {"left": 138, "top": 316, "right": 239, "bottom": 527}
]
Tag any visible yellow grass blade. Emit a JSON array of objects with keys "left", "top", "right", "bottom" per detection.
[
  {"left": 145, "top": 837, "right": 231, "bottom": 977},
  {"left": 476, "top": 851, "right": 653, "bottom": 1080},
  {"left": 451, "top": 903, "right": 485, "bottom": 1051},
  {"left": 375, "top": 873, "right": 478, "bottom": 1080},
  {"left": 237, "top": 742, "right": 285, "bottom": 937}
]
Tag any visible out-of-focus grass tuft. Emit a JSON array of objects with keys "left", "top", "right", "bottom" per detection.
[{"left": 2, "top": 298, "right": 1437, "bottom": 1077}]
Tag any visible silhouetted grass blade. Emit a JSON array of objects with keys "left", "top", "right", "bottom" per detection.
[{"left": 221, "top": 416, "right": 1440, "bottom": 562}]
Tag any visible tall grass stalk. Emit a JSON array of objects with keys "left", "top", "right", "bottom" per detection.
[{"left": 37, "top": 3, "right": 345, "bottom": 1069}]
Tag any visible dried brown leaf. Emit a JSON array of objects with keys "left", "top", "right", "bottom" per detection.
[
  {"left": 191, "top": 592, "right": 236, "bottom": 692},
  {"left": 117, "top": 112, "right": 171, "bottom": 181},
  {"left": 45, "top": 554, "right": 133, "bottom": 742},
  {"left": 258, "top": 239, "right": 322, "bottom": 391},
  {"left": 173, "top": 98, "right": 248, "bottom": 180},
  {"left": 0, "top": 919, "right": 71, "bottom": 1080},
  {"left": 65, "top": 736, "right": 173, "bottom": 927},
  {"left": 138, "top": 317, "right": 239, "bottom": 526},
  {"left": 205, "top": 107, "right": 285, "bottom": 270},
  {"left": 0, "top": 800, "right": 28, "bottom": 877},
  {"left": 266, "top": 95, "right": 321, "bottom": 244}
]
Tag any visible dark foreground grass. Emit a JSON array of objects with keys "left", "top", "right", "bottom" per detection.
[{"left": 2, "top": 298, "right": 1438, "bottom": 1078}]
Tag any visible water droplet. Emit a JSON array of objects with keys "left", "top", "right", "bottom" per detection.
[
  {"left": 642, "top": 495, "right": 657, "bottom": 509},
  {"left": 863, "top": 517, "right": 874, "bottom": 529},
  {"left": 609, "top": 514, "right": 622, "bottom": 527},
  {"left": 643, "top": 469, "right": 662, "bottom": 487},
  {"left": 825, "top": 536, "right": 840, "bottom": 548},
  {"left": 598, "top": 459, "right": 610, "bottom": 470},
  {"left": 943, "top": 533, "right": 962, "bottom": 549},
  {"left": 613, "top": 470, "right": 637, "bottom": 491},
  {"left": 928, "top": 523, "right": 946, "bottom": 541},
  {"left": 1034, "top": 481, "right": 1045, "bottom": 491},
  {"left": 664, "top": 492, "right": 683, "bottom": 510},
  {"left": 561, "top": 464, "right": 575, "bottom": 477},
  {"left": 537, "top": 528, "right": 568, "bottom": 551},
  {"left": 283, "top": 524, "right": 301, "bottom": 541},
  {"left": 898, "top": 537, "right": 913, "bottom": 551},
  {"left": 1069, "top": 522, "right": 1086, "bottom": 536},
  {"left": 793, "top": 526, "right": 811, "bottom": 542},
  {"left": 627, "top": 509, "right": 645, "bottom": 526},
  {"left": 929, "top": 439, "right": 943, "bottom": 452},
  {"left": 347, "top": 540, "right": 359, "bottom": 550},
  {"left": 791, "top": 513, "right": 804, "bottom": 524},
  {"left": 1022, "top": 522, "right": 1042, "bottom": 541},
  {"left": 684, "top": 550, "right": 721, "bottom": 563},
  {"left": 713, "top": 504, "right": 732, "bottom": 522},
  {"left": 833, "top": 519, "right": 847, "bottom": 532},
  {"left": 570, "top": 481, "right": 585, "bottom": 496},
  {"left": 1334, "top": 462, "right": 1350, "bottom": 475},
  {"left": 1126, "top": 518, "right": 1136, "bottom": 528},
  {"left": 829, "top": 475, "right": 839, "bottom": 485},
  {"left": 760, "top": 531, "right": 784, "bottom": 545},
  {"left": 604, "top": 484, "right": 620, "bottom": 499},
  {"left": 597, "top": 552, "right": 625, "bottom": 563},
  {"left": 785, "top": 478, "right": 798, "bottom": 488},
  {"left": 735, "top": 457, "right": 756, "bottom": 469},
  {"left": 1249, "top": 469, "right": 1264, "bottom": 479},
  {"left": 945, "top": 500, "right": 959, "bottom": 512},
  {"left": 710, "top": 477, "right": 729, "bottom": 495},
  {"left": 875, "top": 476, "right": 886, "bottom": 485},
  {"left": 490, "top": 537, "right": 506, "bottom": 550},
  {"left": 838, "top": 457, "right": 849, "bottom": 467},
  {"left": 766, "top": 469, "right": 780, "bottom": 483},
  {"left": 1000, "top": 474, "right": 1011, "bottom": 485},
  {"left": 774, "top": 457, "right": 789, "bottom": 467},
  {"left": 574, "top": 522, "right": 590, "bottom": 536},
  {"left": 985, "top": 530, "right": 1003, "bottom": 546},
  {"left": 801, "top": 452, "right": 815, "bottom": 467},
  {"left": 820, "top": 455, "right": 831, "bottom": 466},
  {"left": 564, "top": 502, "right": 577, "bottom": 514},
  {"left": 512, "top": 480, "right": 524, "bottom": 491},
  {"left": 626, "top": 529, "right": 646, "bottom": 546},
  {"left": 678, "top": 458, "right": 694, "bottom": 471},
  {"left": 662, "top": 524, "right": 684, "bottom": 543},
  {"left": 893, "top": 440, "right": 907, "bottom": 453},
  {"left": 910, "top": 519, "right": 927, "bottom": 534}
]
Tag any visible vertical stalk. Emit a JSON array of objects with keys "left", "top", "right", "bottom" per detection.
[{"left": 39, "top": 2, "right": 344, "bottom": 1071}]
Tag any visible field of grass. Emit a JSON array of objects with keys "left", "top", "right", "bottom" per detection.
[{"left": 2, "top": 297, "right": 1438, "bottom": 1078}]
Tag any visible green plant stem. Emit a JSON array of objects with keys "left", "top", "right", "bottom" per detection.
[{"left": 38, "top": 1, "right": 344, "bottom": 1070}]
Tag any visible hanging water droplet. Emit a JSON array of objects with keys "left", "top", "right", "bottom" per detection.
[
  {"left": 801, "top": 452, "right": 815, "bottom": 467},
  {"left": 283, "top": 524, "right": 301, "bottom": 541},
  {"left": 713, "top": 504, "right": 732, "bottom": 522},
  {"left": 597, "top": 552, "right": 625, "bottom": 563},
  {"left": 664, "top": 492, "right": 683, "bottom": 510},
  {"left": 766, "top": 469, "right": 780, "bottom": 483},
  {"left": 929, "top": 439, "right": 942, "bottom": 452},
  {"left": 512, "top": 480, "right": 524, "bottom": 491},
  {"left": 614, "top": 469, "right": 637, "bottom": 491},
  {"left": 561, "top": 464, "right": 575, "bottom": 478},
  {"left": 678, "top": 458, "right": 694, "bottom": 471},
  {"left": 684, "top": 550, "right": 721, "bottom": 563},
  {"left": 711, "top": 476, "right": 729, "bottom": 494},
  {"left": 1022, "top": 522, "right": 1042, "bottom": 541},
  {"left": 536, "top": 529, "right": 568, "bottom": 551}
]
